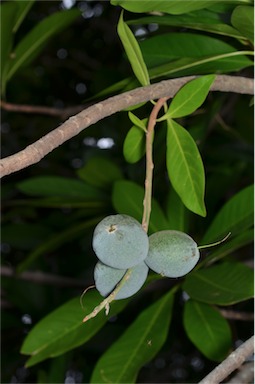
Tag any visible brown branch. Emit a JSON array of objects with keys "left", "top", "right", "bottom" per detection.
[
  {"left": 0, "top": 75, "right": 253, "bottom": 178},
  {"left": 219, "top": 308, "right": 254, "bottom": 321},
  {"left": 226, "top": 362, "right": 254, "bottom": 384},
  {"left": 1, "top": 265, "right": 86, "bottom": 288},
  {"left": 199, "top": 335, "right": 254, "bottom": 384},
  {"left": 0, "top": 99, "right": 85, "bottom": 119}
]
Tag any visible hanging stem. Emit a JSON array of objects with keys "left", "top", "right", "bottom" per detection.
[
  {"left": 82, "top": 97, "right": 169, "bottom": 323},
  {"left": 142, "top": 97, "right": 169, "bottom": 232}
]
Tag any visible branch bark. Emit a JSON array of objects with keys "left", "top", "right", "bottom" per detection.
[
  {"left": 199, "top": 335, "right": 254, "bottom": 384},
  {"left": 1, "top": 75, "right": 253, "bottom": 178}
]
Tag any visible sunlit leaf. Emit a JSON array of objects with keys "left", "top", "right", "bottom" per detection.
[
  {"left": 91, "top": 290, "right": 175, "bottom": 383},
  {"left": 117, "top": 11, "right": 149, "bottom": 86},
  {"left": 183, "top": 300, "right": 232, "bottom": 361},
  {"left": 183, "top": 262, "right": 254, "bottom": 305},
  {"left": 168, "top": 75, "right": 215, "bottom": 118},
  {"left": 166, "top": 119, "right": 206, "bottom": 216},
  {"left": 123, "top": 123, "right": 146, "bottom": 164}
]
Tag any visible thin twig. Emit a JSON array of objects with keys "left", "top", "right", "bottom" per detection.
[
  {"left": 0, "top": 99, "right": 85, "bottom": 119},
  {"left": 142, "top": 97, "right": 169, "bottom": 232},
  {"left": 0, "top": 75, "right": 253, "bottom": 178},
  {"left": 1, "top": 265, "right": 86, "bottom": 288},
  {"left": 199, "top": 335, "right": 254, "bottom": 384},
  {"left": 219, "top": 308, "right": 254, "bottom": 322}
]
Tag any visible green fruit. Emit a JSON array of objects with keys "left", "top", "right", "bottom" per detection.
[
  {"left": 92, "top": 214, "right": 149, "bottom": 269},
  {"left": 94, "top": 261, "right": 149, "bottom": 300},
  {"left": 145, "top": 230, "right": 200, "bottom": 278}
]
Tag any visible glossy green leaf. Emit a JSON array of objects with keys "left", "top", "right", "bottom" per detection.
[
  {"left": 123, "top": 123, "right": 146, "bottom": 164},
  {"left": 6, "top": 8, "right": 80, "bottom": 82},
  {"left": 202, "top": 184, "right": 254, "bottom": 244},
  {"left": 166, "top": 119, "right": 206, "bottom": 217},
  {"left": 17, "top": 217, "right": 102, "bottom": 273},
  {"left": 112, "top": 180, "right": 170, "bottom": 234},
  {"left": 183, "top": 300, "right": 232, "bottom": 361},
  {"left": 168, "top": 75, "right": 215, "bottom": 118},
  {"left": 0, "top": 2, "right": 18, "bottom": 95},
  {"left": 128, "top": 12, "right": 244, "bottom": 40},
  {"left": 117, "top": 11, "right": 149, "bottom": 86},
  {"left": 165, "top": 187, "right": 189, "bottom": 232},
  {"left": 13, "top": 0, "right": 35, "bottom": 33},
  {"left": 91, "top": 290, "right": 174, "bottom": 383},
  {"left": 16, "top": 176, "right": 104, "bottom": 199},
  {"left": 111, "top": 1, "right": 222, "bottom": 15},
  {"left": 76, "top": 157, "right": 123, "bottom": 189},
  {"left": 183, "top": 262, "right": 254, "bottom": 305},
  {"left": 21, "top": 292, "right": 128, "bottom": 367},
  {"left": 231, "top": 6, "right": 254, "bottom": 43}
]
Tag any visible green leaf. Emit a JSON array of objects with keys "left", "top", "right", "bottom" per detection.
[
  {"left": 13, "top": 0, "right": 35, "bottom": 33},
  {"left": 0, "top": 2, "right": 18, "bottom": 95},
  {"left": 183, "top": 300, "right": 232, "bottom": 361},
  {"left": 140, "top": 32, "right": 249, "bottom": 69},
  {"left": 6, "top": 8, "right": 80, "bottom": 82},
  {"left": 76, "top": 157, "right": 123, "bottom": 189},
  {"left": 2, "top": 223, "right": 51, "bottom": 250},
  {"left": 16, "top": 176, "right": 105, "bottom": 200},
  {"left": 128, "top": 12, "right": 244, "bottom": 40},
  {"left": 112, "top": 180, "right": 170, "bottom": 234},
  {"left": 16, "top": 217, "right": 102, "bottom": 273},
  {"left": 123, "top": 122, "right": 147, "bottom": 164},
  {"left": 202, "top": 184, "right": 254, "bottom": 244},
  {"left": 168, "top": 75, "right": 215, "bottom": 118},
  {"left": 21, "top": 293, "right": 128, "bottom": 367},
  {"left": 91, "top": 290, "right": 175, "bottom": 383},
  {"left": 111, "top": 1, "right": 222, "bottom": 15},
  {"left": 166, "top": 119, "right": 206, "bottom": 217},
  {"left": 128, "top": 112, "right": 147, "bottom": 132},
  {"left": 183, "top": 262, "right": 254, "bottom": 305},
  {"left": 165, "top": 187, "right": 189, "bottom": 232},
  {"left": 117, "top": 11, "right": 149, "bottom": 86},
  {"left": 231, "top": 6, "right": 254, "bottom": 43}
]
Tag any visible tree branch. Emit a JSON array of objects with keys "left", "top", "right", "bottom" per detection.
[
  {"left": 199, "top": 335, "right": 254, "bottom": 384},
  {"left": 1, "top": 75, "right": 253, "bottom": 178}
]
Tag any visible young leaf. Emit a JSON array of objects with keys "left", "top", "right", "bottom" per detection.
[
  {"left": 117, "top": 11, "right": 150, "bottom": 86},
  {"left": 231, "top": 5, "right": 254, "bottom": 43},
  {"left": 91, "top": 290, "right": 175, "bottom": 383},
  {"left": 183, "top": 300, "right": 232, "bottom": 361},
  {"left": 6, "top": 8, "right": 80, "bottom": 82},
  {"left": 123, "top": 124, "right": 146, "bottom": 164},
  {"left": 202, "top": 184, "right": 254, "bottom": 244},
  {"left": 166, "top": 119, "right": 206, "bottom": 217},
  {"left": 168, "top": 75, "right": 215, "bottom": 118},
  {"left": 76, "top": 157, "right": 123, "bottom": 189},
  {"left": 112, "top": 180, "right": 170, "bottom": 233},
  {"left": 21, "top": 293, "right": 128, "bottom": 367},
  {"left": 182, "top": 262, "right": 254, "bottom": 305},
  {"left": 128, "top": 112, "right": 147, "bottom": 132}
]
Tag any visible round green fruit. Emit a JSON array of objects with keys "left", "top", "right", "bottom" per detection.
[
  {"left": 145, "top": 230, "right": 200, "bottom": 278},
  {"left": 92, "top": 214, "right": 149, "bottom": 269},
  {"left": 94, "top": 261, "right": 149, "bottom": 300}
]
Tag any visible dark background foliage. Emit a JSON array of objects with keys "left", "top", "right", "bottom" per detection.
[{"left": 1, "top": 1, "right": 253, "bottom": 383}]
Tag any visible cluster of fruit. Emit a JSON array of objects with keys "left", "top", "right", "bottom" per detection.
[{"left": 92, "top": 214, "right": 200, "bottom": 300}]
